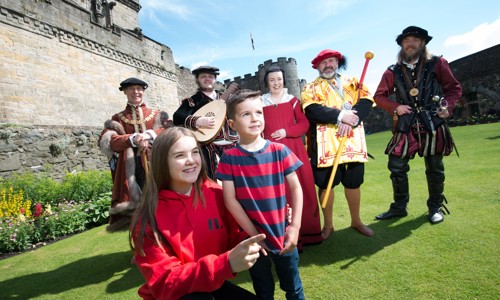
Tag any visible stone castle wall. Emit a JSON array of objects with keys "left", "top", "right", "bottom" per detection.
[
  {"left": 0, "top": 0, "right": 179, "bottom": 128},
  {"left": 449, "top": 44, "right": 500, "bottom": 117},
  {"left": 0, "top": 0, "right": 181, "bottom": 178},
  {"left": 0, "top": 124, "right": 108, "bottom": 179},
  {"left": 176, "top": 66, "right": 198, "bottom": 105}
]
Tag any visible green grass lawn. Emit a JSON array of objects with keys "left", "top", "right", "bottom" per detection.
[{"left": 1, "top": 123, "right": 499, "bottom": 299}]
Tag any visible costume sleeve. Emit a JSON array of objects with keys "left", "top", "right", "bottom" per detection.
[
  {"left": 109, "top": 135, "right": 134, "bottom": 152},
  {"left": 284, "top": 97, "right": 310, "bottom": 138},
  {"left": 303, "top": 103, "right": 340, "bottom": 124},
  {"left": 374, "top": 69, "right": 399, "bottom": 115},
  {"left": 302, "top": 83, "right": 341, "bottom": 124},
  {"left": 434, "top": 57, "right": 462, "bottom": 114},
  {"left": 104, "top": 115, "right": 133, "bottom": 152},
  {"left": 134, "top": 234, "right": 235, "bottom": 300},
  {"left": 173, "top": 99, "right": 195, "bottom": 127},
  {"left": 353, "top": 99, "right": 373, "bottom": 124}
]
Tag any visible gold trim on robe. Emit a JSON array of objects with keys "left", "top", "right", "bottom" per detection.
[{"left": 302, "top": 75, "right": 374, "bottom": 168}]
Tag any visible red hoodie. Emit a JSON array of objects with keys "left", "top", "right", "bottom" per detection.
[{"left": 133, "top": 180, "right": 243, "bottom": 299}]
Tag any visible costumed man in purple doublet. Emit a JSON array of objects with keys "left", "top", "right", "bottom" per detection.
[{"left": 373, "top": 26, "right": 462, "bottom": 224}]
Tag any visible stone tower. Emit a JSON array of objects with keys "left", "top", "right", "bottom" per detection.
[{"left": 224, "top": 57, "right": 303, "bottom": 99}]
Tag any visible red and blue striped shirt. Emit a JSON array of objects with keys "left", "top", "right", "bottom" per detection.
[{"left": 216, "top": 140, "right": 302, "bottom": 252}]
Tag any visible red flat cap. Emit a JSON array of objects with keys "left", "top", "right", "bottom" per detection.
[{"left": 311, "top": 49, "right": 342, "bottom": 69}]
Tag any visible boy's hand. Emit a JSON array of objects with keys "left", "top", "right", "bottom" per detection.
[{"left": 280, "top": 225, "right": 299, "bottom": 255}]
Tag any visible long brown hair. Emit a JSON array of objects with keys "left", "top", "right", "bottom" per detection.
[
  {"left": 129, "top": 127, "right": 208, "bottom": 256},
  {"left": 397, "top": 43, "right": 432, "bottom": 65}
]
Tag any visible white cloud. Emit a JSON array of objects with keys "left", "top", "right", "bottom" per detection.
[
  {"left": 218, "top": 70, "right": 232, "bottom": 80},
  {"left": 190, "top": 61, "right": 210, "bottom": 70},
  {"left": 444, "top": 19, "right": 500, "bottom": 57},
  {"left": 140, "top": 0, "right": 194, "bottom": 20},
  {"left": 310, "top": 0, "right": 357, "bottom": 20}
]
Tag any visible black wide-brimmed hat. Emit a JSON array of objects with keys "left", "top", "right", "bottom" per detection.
[
  {"left": 192, "top": 65, "right": 220, "bottom": 76},
  {"left": 396, "top": 26, "right": 433, "bottom": 45},
  {"left": 119, "top": 77, "right": 148, "bottom": 91}
]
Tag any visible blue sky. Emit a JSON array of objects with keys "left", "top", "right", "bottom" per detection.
[{"left": 138, "top": 0, "right": 500, "bottom": 93}]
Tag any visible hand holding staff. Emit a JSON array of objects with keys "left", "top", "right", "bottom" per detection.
[
  {"left": 133, "top": 133, "right": 151, "bottom": 177},
  {"left": 321, "top": 51, "right": 374, "bottom": 208}
]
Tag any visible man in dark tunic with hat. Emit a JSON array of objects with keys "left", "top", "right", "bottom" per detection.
[
  {"left": 99, "top": 77, "right": 170, "bottom": 231},
  {"left": 173, "top": 66, "right": 238, "bottom": 180},
  {"left": 374, "top": 26, "right": 462, "bottom": 224}
]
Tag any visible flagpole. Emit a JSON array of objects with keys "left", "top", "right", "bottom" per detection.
[{"left": 250, "top": 32, "right": 256, "bottom": 71}]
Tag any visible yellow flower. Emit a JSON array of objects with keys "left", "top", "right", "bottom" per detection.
[
  {"left": 45, "top": 204, "right": 52, "bottom": 215},
  {"left": 18, "top": 213, "right": 26, "bottom": 222}
]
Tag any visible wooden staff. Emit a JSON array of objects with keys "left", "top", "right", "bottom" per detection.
[
  {"left": 141, "top": 150, "right": 149, "bottom": 177},
  {"left": 321, "top": 51, "right": 374, "bottom": 208}
]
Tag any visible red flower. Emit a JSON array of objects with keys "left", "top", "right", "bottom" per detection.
[
  {"left": 34, "top": 203, "right": 43, "bottom": 218},
  {"left": 20, "top": 207, "right": 26, "bottom": 214}
]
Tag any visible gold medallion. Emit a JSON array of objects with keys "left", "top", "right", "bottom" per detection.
[{"left": 409, "top": 88, "right": 419, "bottom": 97}]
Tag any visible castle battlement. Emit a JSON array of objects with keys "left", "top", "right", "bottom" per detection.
[{"left": 225, "top": 56, "right": 302, "bottom": 99}]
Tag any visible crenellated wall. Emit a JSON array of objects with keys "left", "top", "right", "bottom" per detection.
[{"left": 224, "top": 57, "right": 303, "bottom": 99}]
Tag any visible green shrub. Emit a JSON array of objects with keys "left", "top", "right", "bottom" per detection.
[
  {"left": 0, "top": 170, "right": 112, "bottom": 206},
  {"left": 0, "top": 170, "right": 113, "bottom": 254},
  {"left": 0, "top": 173, "right": 61, "bottom": 205},
  {"left": 81, "top": 192, "right": 111, "bottom": 228},
  {"left": 60, "top": 170, "right": 112, "bottom": 202}
]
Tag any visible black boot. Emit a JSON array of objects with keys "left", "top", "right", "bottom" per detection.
[
  {"left": 425, "top": 156, "right": 449, "bottom": 224},
  {"left": 376, "top": 179, "right": 409, "bottom": 220},
  {"left": 376, "top": 194, "right": 408, "bottom": 220},
  {"left": 427, "top": 183, "right": 449, "bottom": 224}
]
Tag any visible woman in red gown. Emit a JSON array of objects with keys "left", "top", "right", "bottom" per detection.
[{"left": 262, "top": 66, "right": 322, "bottom": 248}]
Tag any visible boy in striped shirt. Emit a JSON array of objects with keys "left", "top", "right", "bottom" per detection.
[{"left": 217, "top": 89, "right": 305, "bottom": 299}]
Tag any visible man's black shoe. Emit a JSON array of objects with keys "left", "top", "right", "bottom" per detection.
[{"left": 375, "top": 209, "right": 408, "bottom": 220}]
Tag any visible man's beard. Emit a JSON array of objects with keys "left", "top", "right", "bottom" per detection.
[
  {"left": 400, "top": 44, "right": 425, "bottom": 63},
  {"left": 200, "top": 85, "right": 214, "bottom": 91},
  {"left": 320, "top": 68, "right": 337, "bottom": 79},
  {"left": 198, "top": 82, "right": 214, "bottom": 92}
]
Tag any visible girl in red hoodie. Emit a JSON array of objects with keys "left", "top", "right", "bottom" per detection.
[{"left": 130, "top": 127, "right": 265, "bottom": 299}]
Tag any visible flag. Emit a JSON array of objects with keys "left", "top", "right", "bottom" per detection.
[{"left": 250, "top": 33, "right": 255, "bottom": 50}]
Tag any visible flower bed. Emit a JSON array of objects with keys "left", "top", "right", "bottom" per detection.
[{"left": 0, "top": 171, "right": 112, "bottom": 255}]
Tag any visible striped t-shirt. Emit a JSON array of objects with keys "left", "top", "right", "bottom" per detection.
[{"left": 216, "top": 140, "right": 302, "bottom": 252}]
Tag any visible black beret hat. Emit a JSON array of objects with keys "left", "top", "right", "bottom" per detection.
[
  {"left": 192, "top": 65, "right": 220, "bottom": 77},
  {"left": 119, "top": 77, "right": 148, "bottom": 91},
  {"left": 396, "top": 26, "right": 433, "bottom": 45}
]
